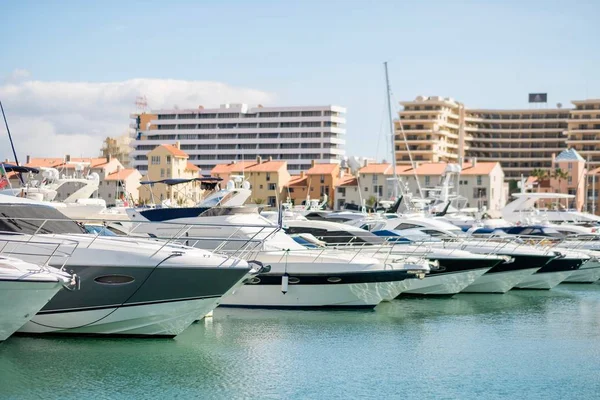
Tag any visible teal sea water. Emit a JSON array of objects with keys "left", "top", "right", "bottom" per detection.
[{"left": 2, "top": 284, "right": 600, "bottom": 399}]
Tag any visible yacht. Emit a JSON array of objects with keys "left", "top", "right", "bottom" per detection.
[
  {"left": 0, "top": 163, "right": 107, "bottom": 219},
  {"left": 122, "top": 207, "right": 429, "bottom": 308},
  {"left": 283, "top": 218, "right": 506, "bottom": 296},
  {"left": 358, "top": 216, "right": 584, "bottom": 292},
  {"left": 0, "top": 255, "right": 74, "bottom": 342},
  {"left": 502, "top": 192, "right": 600, "bottom": 225},
  {"left": 471, "top": 224, "right": 600, "bottom": 284},
  {"left": 0, "top": 198, "right": 260, "bottom": 338}
]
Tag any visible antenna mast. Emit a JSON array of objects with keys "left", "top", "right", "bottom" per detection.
[
  {"left": 384, "top": 62, "right": 399, "bottom": 199},
  {"left": 0, "top": 101, "right": 24, "bottom": 184}
]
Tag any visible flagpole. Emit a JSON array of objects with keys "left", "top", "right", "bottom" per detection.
[{"left": 0, "top": 101, "right": 24, "bottom": 185}]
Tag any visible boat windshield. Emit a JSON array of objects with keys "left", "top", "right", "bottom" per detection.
[
  {"left": 0, "top": 204, "right": 86, "bottom": 235},
  {"left": 284, "top": 226, "right": 386, "bottom": 246}
]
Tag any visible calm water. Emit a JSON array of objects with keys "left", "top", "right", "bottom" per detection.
[{"left": 2, "top": 285, "right": 600, "bottom": 399}]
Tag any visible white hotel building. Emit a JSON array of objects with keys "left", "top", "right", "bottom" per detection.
[{"left": 131, "top": 103, "right": 346, "bottom": 174}]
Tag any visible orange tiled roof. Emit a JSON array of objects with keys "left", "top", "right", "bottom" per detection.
[
  {"left": 396, "top": 162, "right": 498, "bottom": 176},
  {"left": 359, "top": 163, "right": 392, "bottom": 174},
  {"left": 157, "top": 144, "right": 188, "bottom": 158},
  {"left": 104, "top": 169, "right": 140, "bottom": 181},
  {"left": 185, "top": 162, "right": 200, "bottom": 172},
  {"left": 286, "top": 175, "right": 308, "bottom": 187},
  {"left": 26, "top": 157, "right": 115, "bottom": 169},
  {"left": 338, "top": 176, "right": 358, "bottom": 186},
  {"left": 307, "top": 163, "right": 339, "bottom": 175},
  {"left": 211, "top": 161, "right": 256, "bottom": 174},
  {"left": 245, "top": 161, "right": 287, "bottom": 172}
]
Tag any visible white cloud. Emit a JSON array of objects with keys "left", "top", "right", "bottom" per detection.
[{"left": 0, "top": 70, "right": 275, "bottom": 162}]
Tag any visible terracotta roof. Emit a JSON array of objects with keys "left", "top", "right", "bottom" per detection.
[
  {"left": 286, "top": 175, "right": 308, "bottom": 187},
  {"left": 185, "top": 162, "right": 200, "bottom": 172},
  {"left": 244, "top": 161, "right": 287, "bottom": 172},
  {"left": 359, "top": 163, "right": 392, "bottom": 174},
  {"left": 104, "top": 169, "right": 141, "bottom": 181},
  {"left": 397, "top": 162, "right": 499, "bottom": 176},
  {"left": 157, "top": 144, "right": 188, "bottom": 158},
  {"left": 211, "top": 161, "right": 256, "bottom": 174},
  {"left": 26, "top": 157, "right": 116, "bottom": 170},
  {"left": 338, "top": 176, "right": 358, "bottom": 186},
  {"left": 307, "top": 163, "right": 339, "bottom": 175}
]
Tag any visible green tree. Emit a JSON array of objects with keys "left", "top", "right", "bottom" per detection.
[
  {"left": 366, "top": 196, "right": 377, "bottom": 207},
  {"left": 552, "top": 168, "right": 569, "bottom": 188},
  {"left": 531, "top": 168, "right": 548, "bottom": 181}
]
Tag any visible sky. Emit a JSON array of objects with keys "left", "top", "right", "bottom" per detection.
[{"left": 0, "top": 0, "right": 599, "bottom": 163}]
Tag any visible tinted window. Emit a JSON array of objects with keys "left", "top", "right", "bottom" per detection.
[
  {"left": 0, "top": 204, "right": 85, "bottom": 234},
  {"left": 394, "top": 223, "right": 422, "bottom": 230}
]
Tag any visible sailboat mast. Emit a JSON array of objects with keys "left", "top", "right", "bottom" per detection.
[
  {"left": 0, "top": 101, "right": 24, "bottom": 185},
  {"left": 384, "top": 62, "right": 399, "bottom": 199}
]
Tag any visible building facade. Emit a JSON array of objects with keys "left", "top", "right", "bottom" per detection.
[
  {"left": 138, "top": 143, "right": 202, "bottom": 206},
  {"left": 100, "top": 134, "right": 134, "bottom": 168},
  {"left": 396, "top": 96, "right": 600, "bottom": 179},
  {"left": 131, "top": 103, "right": 346, "bottom": 175}
]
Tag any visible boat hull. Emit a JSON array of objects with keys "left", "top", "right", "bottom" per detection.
[
  {"left": 397, "top": 267, "right": 491, "bottom": 296},
  {"left": 514, "top": 257, "right": 584, "bottom": 290},
  {"left": 19, "top": 266, "right": 249, "bottom": 337},
  {"left": 220, "top": 270, "right": 416, "bottom": 309},
  {"left": 0, "top": 279, "right": 63, "bottom": 341},
  {"left": 562, "top": 260, "right": 600, "bottom": 283},
  {"left": 19, "top": 296, "right": 222, "bottom": 337},
  {"left": 461, "top": 268, "right": 540, "bottom": 293}
]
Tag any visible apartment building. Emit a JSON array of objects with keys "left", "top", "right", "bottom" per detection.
[
  {"left": 131, "top": 103, "right": 346, "bottom": 175},
  {"left": 566, "top": 99, "right": 600, "bottom": 168},
  {"left": 395, "top": 96, "right": 600, "bottom": 179},
  {"left": 356, "top": 160, "right": 505, "bottom": 211},
  {"left": 138, "top": 143, "right": 202, "bottom": 206},
  {"left": 334, "top": 175, "right": 360, "bottom": 210},
  {"left": 397, "top": 161, "right": 506, "bottom": 211},
  {"left": 283, "top": 162, "right": 343, "bottom": 208},
  {"left": 101, "top": 134, "right": 134, "bottom": 168},
  {"left": 211, "top": 157, "right": 290, "bottom": 206},
  {"left": 533, "top": 148, "right": 586, "bottom": 211}
]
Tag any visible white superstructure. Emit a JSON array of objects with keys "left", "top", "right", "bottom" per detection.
[{"left": 131, "top": 103, "right": 346, "bottom": 175}]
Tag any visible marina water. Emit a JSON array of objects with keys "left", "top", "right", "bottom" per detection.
[{"left": 2, "top": 284, "right": 600, "bottom": 399}]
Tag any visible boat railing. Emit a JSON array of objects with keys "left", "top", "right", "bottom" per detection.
[
  {"left": 0, "top": 215, "right": 281, "bottom": 263},
  {"left": 286, "top": 234, "right": 433, "bottom": 264},
  {"left": 0, "top": 235, "right": 78, "bottom": 271}
]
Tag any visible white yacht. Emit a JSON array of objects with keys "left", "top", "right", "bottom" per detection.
[
  {"left": 282, "top": 218, "right": 507, "bottom": 296},
  {"left": 123, "top": 207, "right": 430, "bottom": 308},
  {"left": 353, "top": 215, "right": 585, "bottom": 292},
  {"left": 0, "top": 198, "right": 259, "bottom": 338},
  {"left": 0, "top": 164, "right": 107, "bottom": 219},
  {"left": 502, "top": 192, "right": 600, "bottom": 225},
  {"left": 0, "top": 255, "right": 74, "bottom": 342}
]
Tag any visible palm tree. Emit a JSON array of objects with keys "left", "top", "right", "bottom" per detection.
[
  {"left": 531, "top": 168, "right": 548, "bottom": 181},
  {"left": 552, "top": 168, "right": 569, "bottom": 188}
]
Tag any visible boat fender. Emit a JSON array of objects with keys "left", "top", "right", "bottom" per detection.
[{"left": 281, "top": 273, "right": 289, "bottom": 294}]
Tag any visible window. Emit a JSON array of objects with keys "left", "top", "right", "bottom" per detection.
[
  {"left": 425, "top": 176, "right": 430, "bottom": 186},
  {"left": 259, "top": 185, "right": 263, "bottom": 189},
  {"left": 266, "top": 173, "right": 271, "bottom": 181},
  {"left": 568, "top": 163, "right": 573, "bottom": 170},
  {"left": 166, "top": 156, "right": 171, "bottom": 163},
  {"left": 394, "top": 223, "right": 422, "bottom": 230},
  {"left": 320, "top": 174, "right": 325, "bottom": 184},
  {"left": 373, "top": 175, "right": 378, "bottom": 184},
  {"left": 477, "top": 176, "right": 482, "bottom": 186},
  {"left": 568, "top": 176, "right": 572, "bottom": 184},
  {"left": 337, "top": 187, "right": 346, "bottom": 196},
  {"left": 268, "top": 183, "right": 276, "bottom": 190},
  {"left": 160, "top": 168, "right": 165, "bottom": 178},
  {"left": 151, "top": 156, "right": 161, "bottom": 165}
]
